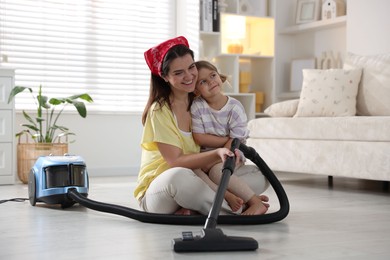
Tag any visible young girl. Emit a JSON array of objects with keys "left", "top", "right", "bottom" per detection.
[
  {"left": 191, "top": 60, "right": 269, "bottom": 215},
  {"left": 135, "top": 36, "right": 269, "bottom": 216}
]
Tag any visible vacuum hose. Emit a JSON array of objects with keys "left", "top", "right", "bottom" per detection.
[{"left": 67, "top": 142, "right": 289, "bottom": 225}]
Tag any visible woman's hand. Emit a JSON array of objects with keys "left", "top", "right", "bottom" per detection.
[
  {"left": 215, "top": 148, "right": 245, "bottom": 167},
  {"left": 213, "top": 148, "right": 245, "bottom": 174},
  {"left": 199, "top": 148, "right": 233, "bottom": 172},
  {"left": 215, "top": 147, "right": 234, "bottom": 162}
]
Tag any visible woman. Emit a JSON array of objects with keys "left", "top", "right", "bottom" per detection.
[{"left": 134, "top": 36, "right": 269, "bottom": 215}]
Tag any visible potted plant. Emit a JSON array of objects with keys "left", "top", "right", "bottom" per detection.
[{"left": 8, "top": 85, "right": 93, "bottom": 183}]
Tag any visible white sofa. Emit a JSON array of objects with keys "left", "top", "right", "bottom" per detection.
[{"left": 246, "top": 52, "right": 390, "bottom": 182}]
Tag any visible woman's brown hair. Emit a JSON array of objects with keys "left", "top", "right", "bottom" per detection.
[{"left": 142, "top": 44, "right": 196, "bottom": 125}]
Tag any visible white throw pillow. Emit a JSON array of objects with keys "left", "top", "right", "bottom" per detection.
[
  {"left": 294, "top": 69, "right": 362, "bottom": 117},
  {"left": 264, "top": 99, "right": 299, "bottom": 117},
  {"left": 343, "top": 52, "right": 390, "bottom": 116}
]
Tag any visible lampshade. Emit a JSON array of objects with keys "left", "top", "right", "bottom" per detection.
[{"left": 225, "top": 16, "right": 246, "bottom": 40}]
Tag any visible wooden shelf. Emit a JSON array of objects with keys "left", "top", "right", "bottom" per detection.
[{"left": 279, "top": 16, "right": 347, "bottom": 35}]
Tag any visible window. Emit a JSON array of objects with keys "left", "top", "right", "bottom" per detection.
[{"left": 0, "top": 0, "right": 179, "bottom": 113}]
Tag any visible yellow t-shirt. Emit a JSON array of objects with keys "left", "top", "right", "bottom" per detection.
[{"left": 134, "top": 102, "right": 200, "bottom": 200}]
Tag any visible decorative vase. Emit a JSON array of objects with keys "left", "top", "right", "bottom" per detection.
[{"left": 227, "top": 42, "right": 244, "bottom": 54}]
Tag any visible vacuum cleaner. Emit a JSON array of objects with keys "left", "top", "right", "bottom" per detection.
[
  {"left": 28, "top": 139, "right": 290, "bottom": 252},
  {"left": 28, "top": 155, "right": 89, "bottom": 209}
]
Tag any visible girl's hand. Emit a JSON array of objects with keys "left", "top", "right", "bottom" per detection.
[
  {"left": 216, "top": 148, "right": 245, "bottom": 167},
  {"left": 234, "top": 148, "right": 246, "bottom": 168}
]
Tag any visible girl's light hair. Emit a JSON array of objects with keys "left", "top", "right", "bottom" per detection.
[
  {"left": 195, "top": 60, "right": 227, "bottom": 82},
  {"left": 195, "top": 60, "right": 233, "bottom": 91}
]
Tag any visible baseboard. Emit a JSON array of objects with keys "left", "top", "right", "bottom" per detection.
[{"left": 87, "top": 166, "right": 139, "bottom": 177}]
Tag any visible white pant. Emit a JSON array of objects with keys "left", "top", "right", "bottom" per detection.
[{"left": 139, "top": 165, "right": 269, "bottom": 215}]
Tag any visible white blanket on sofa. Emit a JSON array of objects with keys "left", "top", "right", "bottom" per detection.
[
  {"left": 246, "top": 117, "right": 390, "bottom": 181},
  {"left": 248, "top": 116, "right": 390, "bottom": 142}
]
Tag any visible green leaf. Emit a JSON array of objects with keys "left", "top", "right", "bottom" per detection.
[
  {"left": 59, "top": 132, "right": 75, "bottom": 137},
  {"left": 8, "top": 86, "right": 32, "bottom": 104},
  {"left": 22, "top": 111, "right": 37, "bottom": 126},
  {"left": 37, "top": 94, "right": 50, "bottom": 109},
  {"left": 72, "top": 101, "right": 87, "bottom": 118},
  {"left": 68, "top": 93, "right": 93, "bottom": 103},
  {"left": 15, "top": 130, "right": 31, "bottom": 138},
  {"left": 20, "top": 124, "right": 39, "bottom": 132},
  {"left": 35, "top": 117, "right": 45, "bottom": 123},
  {"left": 49, "top": 97, "right": 65, "bottom": 105},
  {"left": 56, "top": 126, "right": 70, "bottom": 131}
]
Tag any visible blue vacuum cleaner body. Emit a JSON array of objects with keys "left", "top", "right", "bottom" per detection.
[{"left": 28, "top": 155, "right": 89, "bottom": 208}]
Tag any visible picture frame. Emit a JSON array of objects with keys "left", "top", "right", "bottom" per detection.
[{"left": 296, "top": 0, "right": 321, "bottom": 24}]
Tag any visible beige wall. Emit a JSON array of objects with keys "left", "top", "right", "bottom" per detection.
[
  {"left": 347, "top": 0, "right": 390, "bottom": 55},
  {"left": 16, "top": 112, "right": 143, "bottom": 176}
]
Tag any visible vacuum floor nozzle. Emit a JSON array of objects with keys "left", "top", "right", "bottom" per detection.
[{"left": 172, "top": 228, "right": 258, "bottom": 252}]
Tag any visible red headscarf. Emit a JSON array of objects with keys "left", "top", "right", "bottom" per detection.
[{"left": 144, "top": 36, "right": 190, "bottom": 77}]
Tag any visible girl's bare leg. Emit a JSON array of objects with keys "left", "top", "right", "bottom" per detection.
[
  {"left": 194, "top": 168, "right": 244, "bottom": 212},
  {"left": 224, "top": 191, "right": 244, "bottom": 212}
]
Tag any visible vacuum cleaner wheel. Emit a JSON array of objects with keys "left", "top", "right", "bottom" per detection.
[{"left": 28, "top": 170, "right": 37, "bottom": 206}]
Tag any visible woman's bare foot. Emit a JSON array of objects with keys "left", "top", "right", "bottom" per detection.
[
  {"left": 225, "top": 191, "right": 244, "bottom": 212},
  {"left": 241, "top": 195, "right": 269, "bottom": 215},
  {"left": 174, "top": 208, "right": 199, "bottom": 215}
]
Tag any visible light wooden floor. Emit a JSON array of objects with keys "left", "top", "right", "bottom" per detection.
[{"left": 1, "top": 172, "right": 389, "bottom": 260}]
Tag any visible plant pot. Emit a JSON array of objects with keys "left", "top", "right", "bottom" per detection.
[{"left": 17, "top": 142, "right": 68, "bottom": 184}]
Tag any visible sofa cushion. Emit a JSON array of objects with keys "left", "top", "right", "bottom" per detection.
[
  {"left": 248, "top": 116, "right": 390, "bottom": 142},
  {"left": 264, "top": 99, "right": 299, "bottom": 117},
  {"left": 343, "top": 52, "right": 390, "bottom": 116},
  {"left": 294, "top": 69, "right": 362, "bottom": 117}
]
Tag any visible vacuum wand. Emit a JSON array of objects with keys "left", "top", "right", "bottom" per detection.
[
  {"left": 172, "top": 138, "right": 259, "bottom": 252},
  {"left": 203, "top": 138, "right": 239, "bottom": 229}
]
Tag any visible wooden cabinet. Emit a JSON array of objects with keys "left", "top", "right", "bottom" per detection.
[
  {"left": 199, "top": 0, "right": 274, "bottom": 119},
  {"left": 0, "top": 68, "right": 15, "bottom": 184}
]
